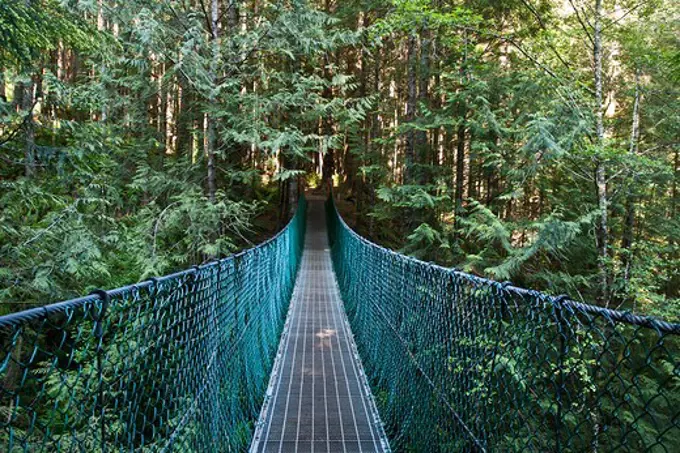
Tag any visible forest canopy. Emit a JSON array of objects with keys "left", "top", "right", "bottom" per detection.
[{"left": 0, "top": 0, "right": 678, "bottom": 321}]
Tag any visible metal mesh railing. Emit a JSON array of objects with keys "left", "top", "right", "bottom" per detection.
[
  {"left": 0, "top": 198, "right": 306, "bottom": 453},
  {"left": 327, "top": 196, "right": 680, "bottom": 452}
]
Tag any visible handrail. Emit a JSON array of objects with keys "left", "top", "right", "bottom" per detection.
[
  {"left": 327, "top": 193, "right": 680, "bottom": 452},
  {"left": 0, "top": 196, "right": 307, "bottom": 452},
  {"left": 0, "top": 197, "right": 306, "bottom": 328},
  {"left": 328, "top": 194, "right": 680, "bottom": 334}
]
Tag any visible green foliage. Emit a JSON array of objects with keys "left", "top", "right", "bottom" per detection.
[
  {"left": 370, "top": 0, "right": 481, "bottom": 42},
  {"left": 0, "top": 134, "right": 262, "bottom": 312},
  {"left": 461, "top": 201, "right": 599, "bottom": 282},
  {"left": 346, "top": 0, "right": 680, "bottom": 319},
  {"left": 0, "top": 0, "right": 365, "bottom": 315},
  {"left": 329, "top": 198, "right": 680, "bottom": 452},
  {"left": 0, "top": 0, "right": 96, "bottom": 67}
]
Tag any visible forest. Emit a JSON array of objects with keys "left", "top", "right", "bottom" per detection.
[{"left": 1, "top": 0, "right": 678, "bottom": 321}]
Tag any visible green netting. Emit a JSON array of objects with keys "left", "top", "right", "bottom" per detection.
[
  {"left": 0, "top": 198, "right": 306, "bottom": 453},
  {"left": 327, "top": 196, "right": 680, "bottom": 453}
]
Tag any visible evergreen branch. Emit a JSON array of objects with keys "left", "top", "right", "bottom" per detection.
[
  {"left": 152, "top": 200, "right": 182, "bottom": 259},
  {"left": 0, "top": 97, "right": 39, "bottom": 149},
  {"left": 517, "top": 0, "right": 573, "bottom": 73},
  {"left": 197, "top": 0, "right": 213, "bottom": 35},
  {"left": 567, "top": 0, "right": 596, "bottom": 47}
]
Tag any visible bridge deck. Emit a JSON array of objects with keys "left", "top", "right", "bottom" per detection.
[{"left": 251, "top": 197, "right": 388, "bottom": 453}]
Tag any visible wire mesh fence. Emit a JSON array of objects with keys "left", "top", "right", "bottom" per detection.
[
  {"left": 0, "top": 198, "right": 306, "bottom": 453},
  {"left": 327, "top": 197, "right": 680, "bottom": 453}
]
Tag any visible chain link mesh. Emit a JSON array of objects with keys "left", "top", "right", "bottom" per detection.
[
  {"left": 0, "top": 198, "right": 306, "bottom": 453},
  {"left": 327, "top": 197, "right": 680, "bottom": 453}
]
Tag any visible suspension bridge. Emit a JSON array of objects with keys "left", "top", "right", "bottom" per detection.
[{"left": 1, "top": 194, "right": 678, "bottom": 452}]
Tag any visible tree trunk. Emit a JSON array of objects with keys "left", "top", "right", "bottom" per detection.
[
  {"left": 367, "top": 44, "right": 381, "bottom": 238},
  {"left": 621, "top": 70, "right": 641, "bottom": 284},
  {"left": 23, "top": 76, "right": 35, "bottom": 178},
  {"left": 454, "top": 110, "right": 466, "bottom": 217},
  {"left": 0, "top": 69, "right": 6, "bottom": 102},
  {"left": 416, "top": 24, "right": 430, "bottom": 184},
  {"left": 320, "top": 0, "right": 335, "bottom": 186},
  {"left": 671, "top": 150, "right": 678, "bottom": 248},
  {"left": 454, "top": 36, "right": 468, "bottom": 232},
  {"left": 404, "top": 33, "right": 417, "bottom": 184},
  {"left": 278, "top": 151, "right": 288, "bottom": 229},
  {"left": 225, "top": 0, "right": 246, "bottom": 170},
  {"left": 355, "top": 13, "right": 370, "bottom": 221},
  {"left": 322, "top": 52, "right": 335, "bottom": 184},
  {"left": 288, "top": 173, "right": 298, "bottom": 217},
  {"left": 206, "top": 0, "right": 219, "bottom": 202},
  {"left": 159, "top": 63, "right": 168, "bottom": 150},
  {"left": 593, "top": 0, "right": 609, "bottom": 305},
  {"left": 177, "top": 74, "right": 193, "bottom": 159},
  {"left": 98, "top": 0, "right": 107, "bottom": 122},
  {"left": 667, "top": 150, "right": 679, "bottom": 298}
]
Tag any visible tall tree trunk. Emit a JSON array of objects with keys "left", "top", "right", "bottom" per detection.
[
  {"left": 159, "top": 63, "right": 168, "bottom": 150},
  {"left": 98, "top": 0, "right": 107, "bottom": 122},
  {"left": 432, "top": 33, "right": 441, "bottom": 172},
  {"left": 320, "top": 0, "right": 335, "bottom": 186},
  {"left": 23, "top": 77, "right": 35, "bottom": 178},
  {"left": 454, "top": 109, "right": 466, "bottom": 216},
  {"left": 288, "top": 171, "right": 298, "bottom": 217},
  {"left": 454, "top": 36, "right": 468, "bottom": 234},
  {"left": 367, "top": 44, "right": 381, "bottom": 238},
  {"left": 177, "top": 73, "right": 193, "bottom": 159},
  {"left": 671, "top": 150, "right": 678, "bottom": 248},
  {"left": 0, "top": 69, "right": 6, "bottom": 102},
  {"left": 225, "top": 0, "right": 245, "bottom": 169},
  {"left": 21, "top": 0, "right": 36, "bottom": 178},
  {"left": 667, "top": 149, "right": 679, "bottom": 298},
  {"left": 278, "top": 151, "right": 288, "bottom": 229},
  {"left": 355, "top": 12, "right": 369, "bottom": 221},
  {"left": 206, "top": 0, "right": 219, "bottom": 202},
  {"left": 322, "top": 52, "right": 334, "bottom": 184},
  {"left": 404, "top": 33, "right": 417, "bottom": 184},
  {"left": 594, "top": 0, "right": 609, "bottom": 305},
  {"left": 416, "top": 23, "right": 430, "bottom": 184},
  {"left": 621, "top": 70, "right": 641, "bottom": 284},
  {"left": 227, "top": 0, "right": 239, "bottom": 33}
]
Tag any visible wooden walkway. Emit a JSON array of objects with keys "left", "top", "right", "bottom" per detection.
[{"left": 250, "top": 198, "right": 389, "bottom": 453}]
